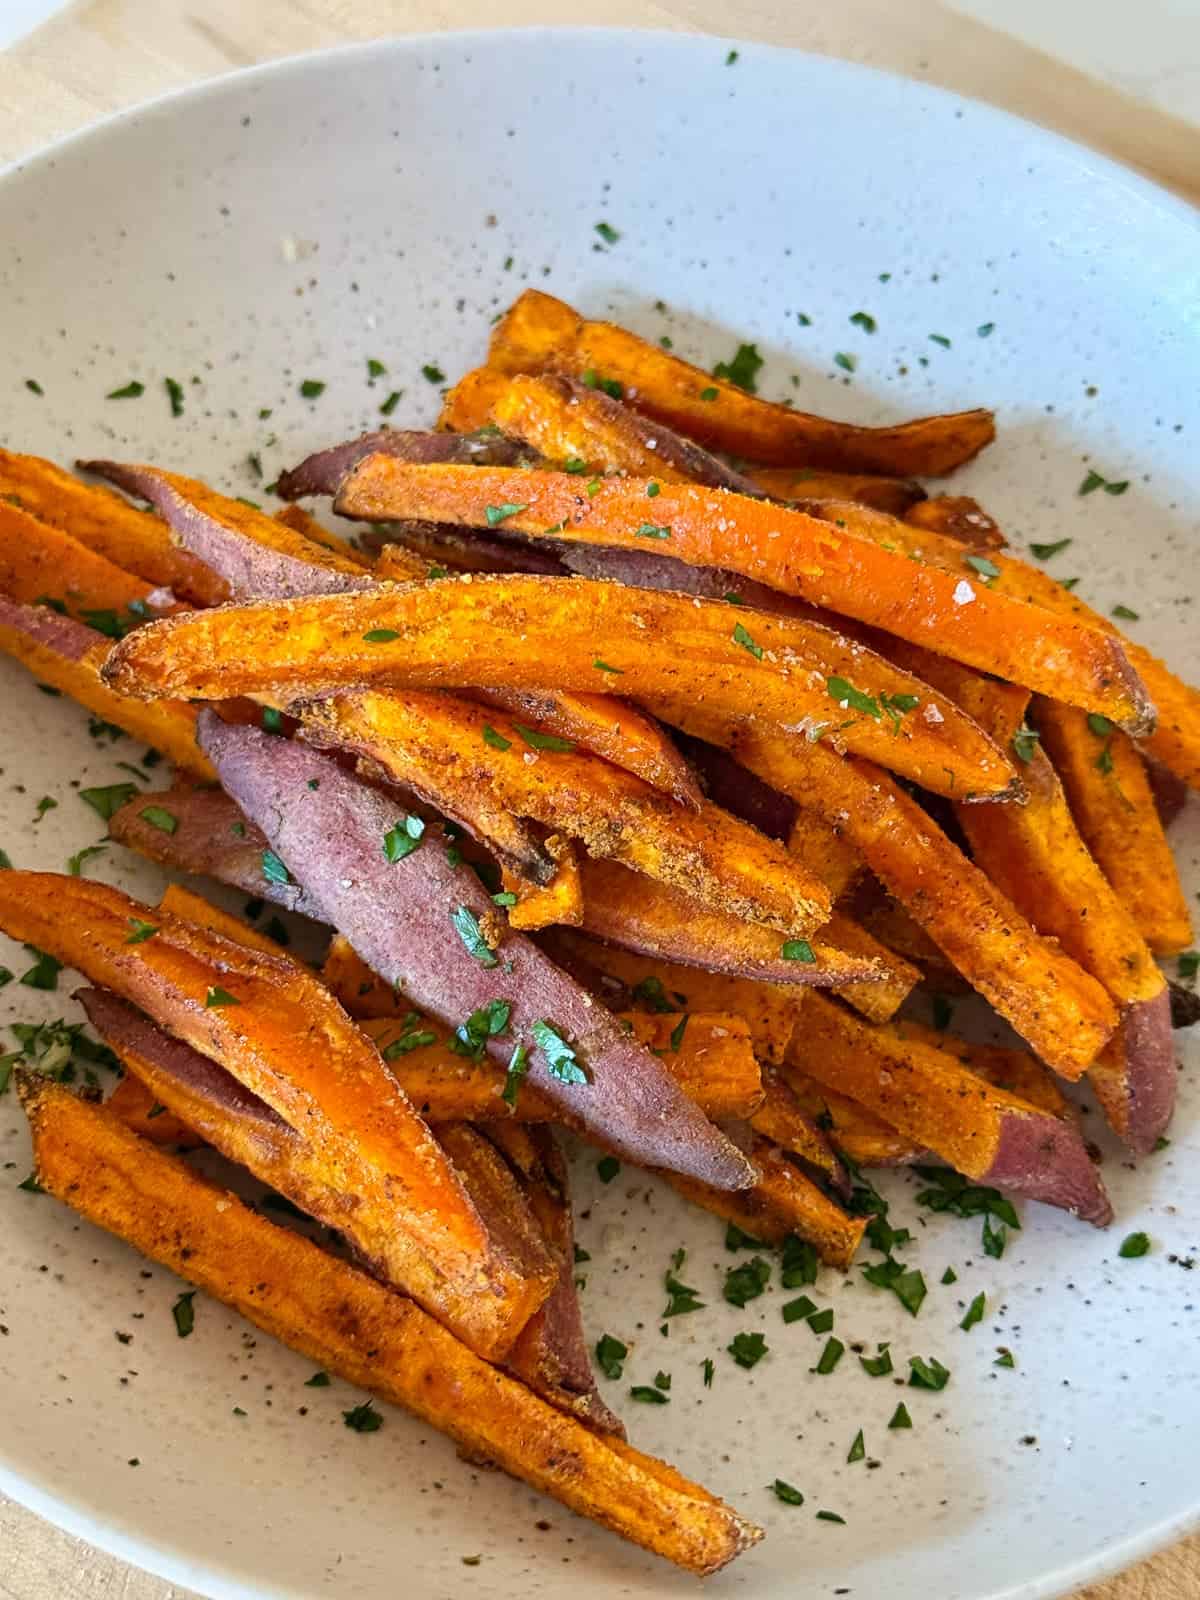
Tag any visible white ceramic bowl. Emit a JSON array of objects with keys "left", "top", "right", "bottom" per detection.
[{"left": 0, "top": 30, "right": 1197, "bottom": 1600}]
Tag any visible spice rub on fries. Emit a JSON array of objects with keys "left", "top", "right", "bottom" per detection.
[{"left": 1, "top": 288, "right": 1195, "bottom": 1574}]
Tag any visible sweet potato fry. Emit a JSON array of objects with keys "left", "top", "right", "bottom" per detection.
[
  {"left": 871, "top": 637, "right": 1031, "bottom": 752},
  {"left": 903, "top": 495, "right": 1006, "bottom": 550},
  {"left": 747, "top": 466, "right": 926, "bottom": 515},
  {"left": 488, "top": 371, "right": 758, "bottom": 491},
  {"left": 157, "top": 883, "right": 296, "bottom": 958},
  {"left": 105, "top": 1068, "right": 201, "bottom": 1147},
  {"left": 109, "top": 784, "right": 323, "bottom": 919},
  {"left": 787, "top": 995, "right": 1113, "bottom": 1223},
  {"left": 20, "top": 1080, "right": 761, "bottom": 1574},
  {"left": 0, "top": 871, "right": 556, "bottom": 1356},
  {"left": 0, "top": 599, "right": 214, "bottom": 777},
  {"left": 333, "top": 462, "right": 1149, "bottom": 732},
  {"left": 818, "top": 911, "right": 922, "bottom": 1024},
  {"left": 83, "top": 461, "right": 374, "bottom": 600},
  {"left": 715, "top": 725, "right": 1118, "bottom": 1077},
  {"left": 0, "top": 450, "right": 227, "bottom": 605},
  {"left": 889, "top": 1022, "right": 1073, "bottom": 1121},
  {"left": 542, "top": 929, "right": 802, "bottom": 1066},
  {"left": 664, "top": 1137, "right": 867, "bottom": 1269},
  {"left": 200, "top": 716, "right": 753, "bottom": 1189},
  {"left": 438, "top": 365, "right": 520, "bottom": 432},
  {"left": 361, "top": 1009, "right": 763, "bottom": 1124},
  {"left": 474, "top": 686, "right": 702, "bottom": 808},
  {"left": 779, "top": 1068, "right": 925, "bottom": 1168},
  {"left": 487, "top": 290, "right": 995, "bottom": 475},
  {"left": 747, "top": 1067, "right": 848, "bottom": 1187},
  {"left": 574, "top": 856, "right": 888, "bottom": 990},
  {"left": 501, "top": 835, "right": 584, "bottom": 931},
  {"left": 0, "top": 496, "right": 176, "bottom": 621},
  {"left": 958, "top": 745, "right": 1175, "bottom": 1151},
  {"left": 296, "top": 689, "right": 831, "bottom": 936},
  {"left": 106, "top": 573, "right": 1018, "bottom": 800},
  {"left": 673, "top": 731, "right": 795, "bottom": 841},
  {"left": 277, "top": 426, "right": 524, "bottom": 500},
  {"left": 1034, "top": 697, "right": 1193, "bottom": 956},
  {"left": 487, "top": 1123, "right": 624, "bottom": 1436},
  {"left": 273, "top": 503, "right": 372, "bottom": 566}
]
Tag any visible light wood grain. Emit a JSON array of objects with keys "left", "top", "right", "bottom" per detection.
[{"left": 1, "top": 2, "right": 1197, "bottom": 1596}]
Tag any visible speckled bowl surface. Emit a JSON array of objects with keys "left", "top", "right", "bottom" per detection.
[{"left": 0, "top": 29, "right": 1197, "bottom": 1600}]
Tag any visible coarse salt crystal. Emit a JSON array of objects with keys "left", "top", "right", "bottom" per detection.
[{"left": 953, "top": 579, "right": 976, "bottom": 606}]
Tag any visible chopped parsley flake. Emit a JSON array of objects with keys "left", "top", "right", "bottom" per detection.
[
  {"left": 363, "top": 627, "right": 400, "bottom": 642},
  {"left": 261, "top": 849, "right": 291, "bottom": 886},
  {"left": 484, "top": 502, "right": 526, "bottom": 526},
  {"left": 629, "top": 1385, "right": 668, "bottom": 1404},
  {"left": 530, "top": 1019, "right": 586, "bottom": 1084},
  {"left": 1119, "top": 1231, "right": 1151, "bottom": 1258},
  {"left": 367, "top": 358, "right": 387, "bottom": 379},
  {"left": 514, "top": 723, "right": 575, "bottom": 753},
  {"left": 849, "top": 312, "right": 876, "bottom": 334},
  {"left": 732, "top": 621, "right": 763, "bottom": 659},
  {"left": 772, "top": 1479, "right": 804, "bottom": 1505},
  {"left": 107, "top": 381, "right": 144, "bottom": 399},
  {"left": 713, "top": 343, "right": 763, "bottom": 393},
  {"left": 724, "top": 1256, "right": 771, "bottom": 1308},
  {"left": 780, "top": 939, "right": 815, "bottom": 963},
  {"left": 79, "top": 782, "right": 138, "bottom": 821},
  {"left": 595, "top": 1333, "right": 627, "bottom": 1379},
  {"left": 382, "top": 814, "right": 425, "bottom": 862},
  {"left": 859, "top": 1347, "right": 893, "bottom": 1377},
  {"left": 1112, "top": 603, "right": 1139, "bottom": 621},
  {"left": 205, "top": 986, "right": 240, "bottom": 1008},
  {"left": 960, "top": 1291, "right": 986, "bottom": 1331},
  {"left": 501, "top": 1043, "right": 529, "bottom": 1107},
  {"left": 1030, "top": 538, "right": 1072, "bottom": 560},
  {"left": 826, "top": 675, "right": 879, "bottom": 718},
  {"left": 634, "top": 523, "right": 672, "bottom": 540},
  {"left": 597, "top": 1155, "right": 621, "bottom": 1184},
  {"left": 908, "top": 1354, "right": 951, "bottom": 1391},
  {"left": 593, "top": 658, "right": 624, "bottom": 674},
  {"left": 782, "top": 1295, "right": 817, "bottom": 1324},
  {"left": 482, "top": 724, "right": 512, "bottom": 751},
  {"left": 816, "top": 1511, "right": 846, "bottom": 1525},
  {"left": 702, "top": 1357, "right": 715, "bottom": 1387},
  {"left": 25, "top": 378, "right": 44, "bottom": 396},
  {"left": 1012, "top": 725, "right": 1041, "bottom": 763},
  {"left": 847, "top": 1429, "right": 865, "bottom": 1464},
  {"left": 728, "top": 1331, "right": 768, "bottom": 1369},
  {"left": 299, "top": 379, "right": 325, "bottom": 399},
  {"left": 125, "top": 919, "right": 158, "bottom": 944},
  {"left": 780, "top": 1235, "right": 818, "bottom": 1288},
  {"left": 451, "top": 905, "right": 499, "bottom": 968},
  {"left": 343, "top": 1400, "right": 383, "bottom": 1432},
  {"left": 421, "top": 364, "right": 445, "bottom": 385},
  {"left": 594, "top": 221, "right": 620, "bottom": 245},
  {"left": 19, "top": 948, "right": 61, "bottom": 991},
  {"left": 379, "top": 391, "right": 402, "bottom": 415},
  {"left": 861, "top": 1257, "right": 927, "bottom": 1317},
  {"left": 698, "top": 386, "right": 719, "bottom": 401},
  {"left": 806, "top": 1307, "right": 834, "bottom": 1335},
  {"left": 1079, "top": 469, "right": 1129, "bottom": 497},
  {"left": 965, "top": 553, "right": 1001, "bottom": 583},
  {"left": 663, "top": 1255, "right": 704, "bottom": 1318},
  {"left": 889, "top": 1402, "right": 913, "bottom": 1429},
  {"left": 164, "top": 377, "right": 185, "bottom": 416},
  {"left": 814, "top": 1337, "right": 844, "bottom": 1374},
  {"left": 172, "top": 1291, "right": 196, "bottom": 1337},
  {"left": 139, "top": 805, "right": 177, "bottom": 835}
]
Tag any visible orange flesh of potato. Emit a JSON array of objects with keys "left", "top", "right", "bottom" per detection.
[
  {"left": 1034, "top": 697, "right": 1194, "bottom": 956},
  {"left": 19, "top": 1080, "right": 761, "bottom": 1575},
  {"left": 0, "top": 450, "right": 227, "bottom": 605},
  {"left": 487, "top": 289, "right": 994, "bottom": 475},
  {"left": 746, "top": 465, "right": 927, "bottom": 516},
  {"left": 501, "top": 835, "right": 585, "bottom": 931},
  {"left": 0, "top": 497, "right": 175, "bottom": 619},
  {"left": 102, "top": 571, "right": 1019, "bottom": 801},
  {"left": 332, "top": 462, "right": 1149, "bottom": 733},
  {"left": 788, "top": 995, "right": 1112, "bottom": 1224},
  {"left": 0, "top": 871, "right": 548, "bottom": 1359}
]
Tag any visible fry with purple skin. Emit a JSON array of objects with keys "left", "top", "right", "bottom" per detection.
[
  {"left": 198, "top": 715, "right": 754, "bottom": 1191},
  {"left": 276, "top": 426, "right": 525, "bottom": 500},
  {"left": 19, "top": 1080, "right": 762, "bottom": 1575},
  {"left": 787, "top": 994, "right": 1113, "bottom": 1225},
  {"left": 0, "top": 598, "right": 214, "bottom": 777}
]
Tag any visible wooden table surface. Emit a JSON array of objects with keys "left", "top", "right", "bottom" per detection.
[{"left": 1, "top": 3, "right": 1197, "bottom": 1597}]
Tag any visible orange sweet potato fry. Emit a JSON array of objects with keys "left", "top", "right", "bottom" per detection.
[
  {"left": 819, "top": 909, "right": 922, "bottom": 1024},
  {"left": 475, "top": 687, "right": 702, "bottom": 807},
  {"left": 903, "top": 495, "right": 1007, "bottom": 550},
  {"left": 501, "top": 835, "right": 584, "bottom": 931},
  {"left": 748, "top": 466, "right": 926, "bottom": 515},
  {"left": 105, "top": 1070, "right": 201, "bottom": 1147},
  {"left": 487, "top": 290, "right": 995, "bottom": 475},
  {"left": 892, "top": 1022, "right": 1073, "bottom": 1121},
  {"left": 717, "top": 726, "right": 1118, "bottom": 1078},
  {"left": 20, "top": 1080, "right": 761, "bottom": 1574},
  {"left": 489, "top": 371, "right": 692, "bottom": 478},
  {"left": 785, "top": 812, "right": 863, "bottom": 899},
  {"left": 487, "top": 1123, "right": 625, "bottom": 1436},
  {"left": 274, "top": 503, "right": 373, "bottom": 566},
  {"left": 957, "top": 745, "right": 1175, "bottom": 1151},
  {"left": 157, "top": 883, "right": 296, "bottom": 958},
  {"left": 778, "top": 1067, "right": 925, "bottom": 1167},
  {"left": 106, "top": 572, "right": 1018, "bottom": 801},
  {"left": 664, "top": 1137, "right": 867, "bottom": 1269},
  {"left": 543, "top": 928, "right": 802, "bottom": 1067},
  {"left": 438, "top": 365, "right": 516, "bottom": 432},
  {"left": 747, "top": 1067, "right": 847, "bottom": 1186},
  {"left": 332, "top": 462, "right": 1150, "bottom": 732},
  {"left": 0, "top": 599, "right": 213, "bottom": 777},
  {"left": 787, "top": 995, "right": 1113, "bottom": 1223},
  {"left": 574, "top": 857, "right": 887, "bottom": 990},
  {"left": 0, "top": 450, "right": 226, "bottom": 605},
  {"left": 0, "top": 497, "right": 175, "bottom": 620},
  {"left": 1034, "top": 697, "right": 1193, "bottom": 956},
  {"left": 295, "top": 689, "right": 831, "bottom": 936},
  {"left": 0, "top": 872, "right": 541, "bottom": 1358}
]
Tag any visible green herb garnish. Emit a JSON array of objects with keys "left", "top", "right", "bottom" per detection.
[
  {"left": 1119, "top": 1231, "right": 1151, "bottom": 1258},
  {"left": 712, "top": 343, "right": 763, "bottom": 393},
  {"left": 728, "top": 1332, "right": 769, "bottom": 1369}
]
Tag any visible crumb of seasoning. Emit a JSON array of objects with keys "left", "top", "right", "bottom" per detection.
[
  {"left": 127, "top": 1458, "right": 140, "bottom": 1467},
  {"left": 461, "top": 1555, "right": 482, "bottom": 1566}
]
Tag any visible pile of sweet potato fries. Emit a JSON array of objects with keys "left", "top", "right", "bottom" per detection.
[{"left": 1, "top": 289, "right": 1196, "bottom": 1573}]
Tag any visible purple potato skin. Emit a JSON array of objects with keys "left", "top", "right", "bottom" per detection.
[
  {"left": 0, "top": 594, "right": 98, "bottom": 660},
  {"left": 981, "top": 1108, "right": 1113, "bottom": 1227},
  {"left": 1090, "top": 990, "right": 1177, "bottom": 1159},
  {"left": 672, "top": 731, "right": 798, "bottom": 843},
  {"left": 198, "top": 713, "right": 753, "bottom": 1191},
  {"left": 277, "top": 429, "right": 525, "bottom": 501},
  {"left": 80, "top": 461, "right": 375, "bottom": 601}
]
